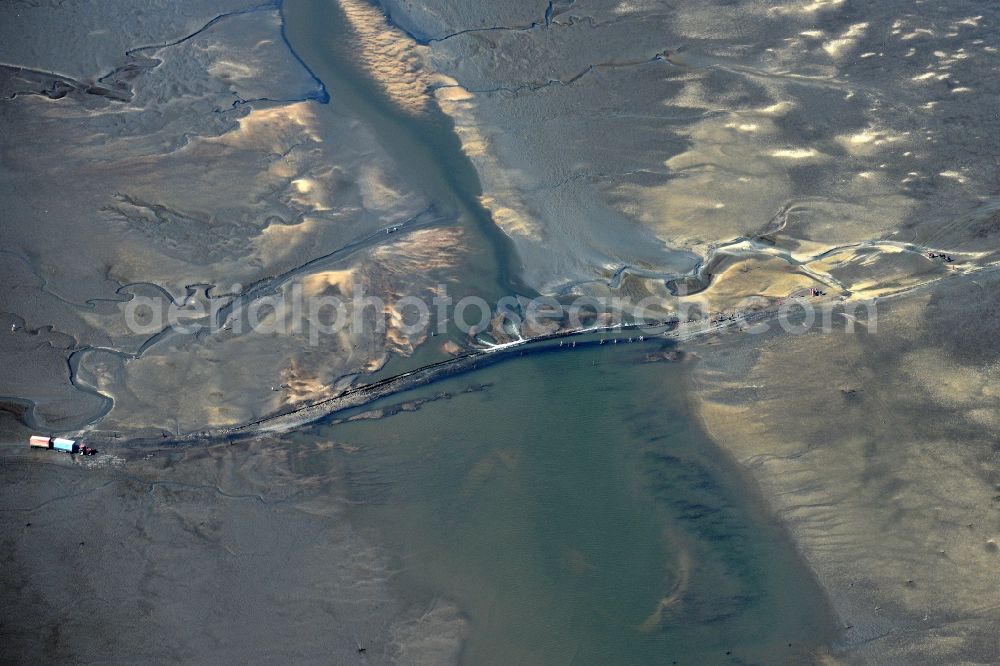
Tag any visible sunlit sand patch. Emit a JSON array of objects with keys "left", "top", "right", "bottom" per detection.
[
  {"left": 449, "top": 119, "right": 489, "bottom": 158},
  {"left": 433, "top": 79, "right": 542, "bottom": 240},
  {"left": 200, "top": 101, "right": 418, "bottom": 235},
  {"left": 336, "top": 0, "right": 443, "bottom": 115},
  {"left": 686, "top": 254, "right": 822, "bottom": 313},
  {"left": 891, "top": 19, "right": 937, "bottom": 42},
  {"left": 371, "top": 226, "right": 465, "bottom": 355},
  {"left": 207, "top": 59, "right": 258, "bottom": 81},
  {"left": 33, "top": 94, "right": 345, "bottom": 295},
  {"left": 901, "top": 28, "right": 935, "bottom": 41},
  {"left": 770, "top": 147, "right": 824, "bottom": 159},
  {"left": 680, "top": 235, "right": 958, "bottom": 316},
  {"left": 302, "top": 269, "right": 355, "bottom": 297},
  {"left": 934, "top": 49, "right": 972, "bottom": 65},
  {"left": 952, "top": 16, "right": 983, "bottom": 28},
  {"left": 356, "top": 164, "right": 406, "bottom": 212},
  {"left": 612, "top": 80, "right": 831, "bottom": 250},
  {"left": 835, "top": 127, "right": 905, "bottom": 156},
  {"left": 900, "top": 349, "right": 1000, "bottom": 410},
  {"left": 433, "top": 82, "right": 476, "bottom": 104},
  {"left": 372, "top": 226, "right": 463, "bottom": 270},
  {"left": 108, "top": 347, "right": 289, "bottom": 431},
  {"left": 773, "top": 174, "right": 914, "bottom": 245},
  {"left": 477, "top": 196, "right": 540, "bottom": 239},
  {"left": 280, "top": 359, "right": 339, "bottom": 404},
  {"left": 662, "top": 78, "right": 712, "bottom": 111},
  {"left": 966, "top": 408, "right": 1000, "bottom": 428},
  {"left": 620, "top": 96, "right": 800, "bottom": 246},
  {"left": 756, "top": 101, "right": 796, "bottom": 116},
  {"left": 384, "top": 310, "right": 420, "bottom": 354},
  {"left": 288, "top": 177, "right": 332, "bottom": 211},
  {"left": 939, "top": 170, "right": 968, "bottom": 184},
  {"left": 822, "top": 22, "right": 868, "bottom": 59},
  {"left": 776, "top": 236, "right": 839, "bottom": 264},
  {"left": 253, "top": 215, "right": 325, "bottom": 266},
  {"left": 768, "top": 0, "right": 844, "bottom": 16},
  {"left": 208, "top": 101, "right": 321, "bottom": 152},
  {"left": 760, "top": 34, "right": 841, "bottom": 77},
  {"left": 363, "top": 353, "right": 388, "bottom": 373},
  {"left": 621, "top": 170, "right": 786, "bottom": 249},
  {"left": 821, "top": 245, "right": 944, "bottom": 298}
]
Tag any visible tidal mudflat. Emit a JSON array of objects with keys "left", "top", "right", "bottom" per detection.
[
  {"left": 4, "top": 0, "right": 1000, "bottom": 662},
  {"left": 0, "top": 345, "right": 837, "bottom": 662}
]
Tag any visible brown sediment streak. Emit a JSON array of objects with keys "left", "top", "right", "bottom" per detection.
[{"left": 639, "top": 546, "right": 692, "bottom": 632}]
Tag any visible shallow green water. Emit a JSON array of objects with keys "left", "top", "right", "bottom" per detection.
[{"left": 301, "top": 343, "right": 837, "bottom": 663}]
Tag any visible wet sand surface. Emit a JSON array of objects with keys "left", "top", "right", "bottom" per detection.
[
  {"left": 691, "top": 271, "right": 1000, "bottom": 663},
  {"left": 0, "top": 414, "right": 415, "bottom": 663},
  {"left": 4, "top": 0, "right": 1000, "bottom": 662}
]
